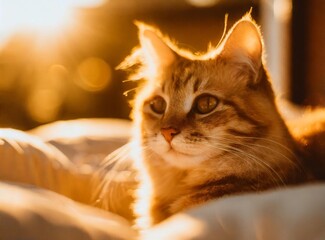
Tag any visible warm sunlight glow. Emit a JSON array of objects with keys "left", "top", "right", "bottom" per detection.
[
  {"left": 186, "top": 0, "right": 220, "bottom": 8},
  {"left": 0, "top": 0, "right": 105, "bottom": 45},
  {"left": 144, "top": 213, "right": 206, "bottom": 239},
  {"left": 76, "top": 57, "right": 112, "bottom": 92},
  {"left": 27, "top": 89, "right": 63, "bottom": 123},
  {"left": 0, "top": 67, "right": 15, "bottom": 90},
  {"left": 274, "top": 0, "right": 292, "bottom": 22}
]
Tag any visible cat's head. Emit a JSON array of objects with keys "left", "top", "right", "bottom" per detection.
[{"left": 122, "top": 15, "right": 284, "bottom": 169}]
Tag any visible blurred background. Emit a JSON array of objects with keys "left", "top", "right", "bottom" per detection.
[{"left": 0, "top": 0, "right": 324, "bottom": 130}]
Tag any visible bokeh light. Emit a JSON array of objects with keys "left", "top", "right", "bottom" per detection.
[
  {"left": 48, "top": 65, "right": 69, "bottom": 91},
  {"left": 0, "top": 65, "right": 16, "bottom": 91},
  {"left": 274, "top": 0, "right": 292, "bottom": 22},
  {"left": 76, "top": 57, "right": 112, "bottom": 92},
  {"left": 0, "top": 0, "right": 105, "bottom": 45},
  {"left": 27, "top": 89, "right": 63, "bottom": 123},
  {"left": 26, "top": 65, "right": 69, "bottom": 123}
]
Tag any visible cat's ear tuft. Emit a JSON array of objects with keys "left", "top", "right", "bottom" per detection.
[
  {"left": 136, "top": 21, "right": 176, "bottom": 69},
  {"left": 220, "top": 15, "right": 263, "bottom": 72}
]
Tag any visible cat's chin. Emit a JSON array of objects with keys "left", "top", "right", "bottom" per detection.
[{"left": 160, "top": 149, "right": 207, "bottom": 169}]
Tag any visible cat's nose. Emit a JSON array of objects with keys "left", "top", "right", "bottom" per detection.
[{"left": 161, "top": 127, "right": 180, "bottom": 143}]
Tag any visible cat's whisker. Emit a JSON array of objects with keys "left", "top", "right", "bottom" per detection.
[
  {"left": 206, "top": 134, "right": 295, "bottom": 156},
  {"left": 123, "top": 87, "right": 141, "bottom": 96},
  {"left": 99, "top": 143, "right": 131, "bottom": 168},
  {"left": 212, "top": 139, "right": 293, "bottom": 184},
  {"left": 92, "top": 143, "right": 135, "bottom": 208},
  {"left": 234, "top": 135, "right": 296, "bottom": 155},
  {"left": 205, "top": 142, "right": 286, "bottom": 187},
  {"left": 230, "top": 148, "right": 284, "bottom": 187},
  {"left": 205, "top": 134, "right": 305, "bottom": 174},
  {"left": 122, "top": 79, "right": 139, "bottom": 83},
  {"left": 205, "top": 144, "right": 280, "bottom": 187},
  {"left": 206, "top": 135, "right": 298, "bottom": 165},
  {"left": 244, "top": 142, "right": 305, "bottom": 174},
  {"left": 174, "top": 136, "right": 285, "bottom": 186}
]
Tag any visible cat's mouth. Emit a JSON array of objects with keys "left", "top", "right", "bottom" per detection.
[
  {"left": 167, "top": 144, "right": 193, "bottom": 157},
  {"left": 160, "top": 143, "right": 207, "bottom": 168}
]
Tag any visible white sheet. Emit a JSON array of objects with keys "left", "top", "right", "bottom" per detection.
[{"left": 144, "top": 184, "right": 325, "bottom": 240}]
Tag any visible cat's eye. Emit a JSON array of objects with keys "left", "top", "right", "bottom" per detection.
[
  {"left": 194, "top": 94, "right": 219, "bottom": 114},
  {"left": 150, "top": 96, "right": 166, "bottom": 114}
]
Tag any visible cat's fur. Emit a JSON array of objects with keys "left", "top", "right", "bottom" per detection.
[{"left": 107, "top": 14, "right": 325, "bottom": 229}]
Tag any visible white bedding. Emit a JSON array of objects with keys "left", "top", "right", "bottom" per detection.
[
  {"left": 144, "top": 184, "right": 325, "bottom": 240},
  {"left": 0, "top": 181, "right": 137, "bottom": 240}
]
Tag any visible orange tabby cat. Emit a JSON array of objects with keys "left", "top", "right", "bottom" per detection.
[{"left": 100, "top": 14, "right": 325, "bottom": 229}]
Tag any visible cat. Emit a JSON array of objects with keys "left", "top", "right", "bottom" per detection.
[{"left": 96, "top": 13, "right": 325, "bottom": 229}]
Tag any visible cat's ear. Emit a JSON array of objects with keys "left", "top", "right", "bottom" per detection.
[
  {"left": 136, "top": 22, "right": 176, "bottom": 69},
  {"left": 220, "top": 15, "right": 263, "bottom": 72}
]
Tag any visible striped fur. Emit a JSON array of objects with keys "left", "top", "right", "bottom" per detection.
[{"left": 117, "top": 15, "right": 324, "bottom": 229}]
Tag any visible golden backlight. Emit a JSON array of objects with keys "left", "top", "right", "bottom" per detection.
[
  {"left": 0, "top": 0, "right": 104, "bottom": 44},
  {"left": 0, "top": 0, "right": 109, "bottom": 125}
]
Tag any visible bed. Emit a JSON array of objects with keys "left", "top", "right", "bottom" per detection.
[{"left": 0, "top": 118, "right": 324, "bottom": 239}]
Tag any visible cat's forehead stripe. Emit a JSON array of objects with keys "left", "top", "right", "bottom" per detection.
[
  {"left": 193, "top": 78, "right": 200, "bottom": 93},
  {"left": 182, "top": 71, "right": 193, "bottom": 87},
  {"left": 170, "top": 64, "right": 199, "bottom": 92},
  {"left": 162, "top": 82, "right": 166, "bottom": 93},
  {"left": 171, "top": 72, "right": 182, "bottom": 90}
]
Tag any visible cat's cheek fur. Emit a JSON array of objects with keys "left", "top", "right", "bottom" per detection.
[{"left": 147, "top": 134, "right": 170, "bottom": 155}]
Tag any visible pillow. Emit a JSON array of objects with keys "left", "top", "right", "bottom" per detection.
[
  {"left": 0, "top": 181, "right": 137, "bottom": 240},
  {"left": 1, "top": 119, "right": 135, "bottom": 218},
  {"left": 0, "top": 128, "right": 72, "bottom": 192},
  {"left": 0, "top": 128, "right": 95, "bottom": 204},
  {"left": 28, "top": 118, "right": 131, "bottom": 169},
  {"left": 28, "top": 118, "right": 136, "bottom": 217}
]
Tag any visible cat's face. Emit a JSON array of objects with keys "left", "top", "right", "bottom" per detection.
[
  {"left": 129, "top": 17, "right": 280, "bottom": 169},
  {"left": 138, "top": 57, "right": 276, "bottom": 169}
]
